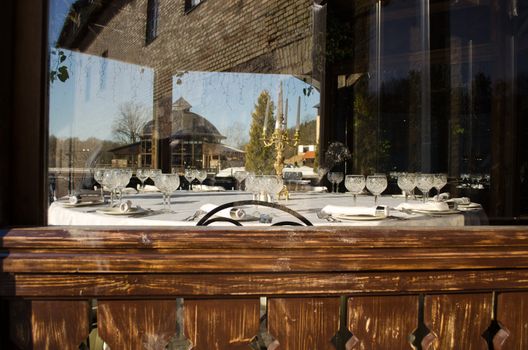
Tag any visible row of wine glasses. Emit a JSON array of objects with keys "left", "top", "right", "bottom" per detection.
[
  {"left": 327, "top": 172, "right": 344, "bottom": 193},
  {"left": 183, "top": 169, "right": 208, "bottom": 190},
  {"left": 397, "top": 173, "right": 447, "bottom": 202},
  {"left": 343, "top": 175, "right": 388, "bottom": 205},
  {"left": 93, "top": 168, "right": 133, "bottom": 207},
  {"left": 245, "top": 174, "right": 283, "bottom": 202},
  {"left": 135, "top": 168, "right": 161, "bottom": 190}
]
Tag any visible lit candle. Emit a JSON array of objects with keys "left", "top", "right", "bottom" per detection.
[
  {"left": 284, "top": 98, "right": 288, "bottom": 130},
  {"left": 263, "top": 97, "right": 270, "bottom": 136},
  {"left": 276, "top": 82, "right": 283, "bottom": 130},
  {"left": 296, "top": 96, "right": 301, "bottom": 130}
]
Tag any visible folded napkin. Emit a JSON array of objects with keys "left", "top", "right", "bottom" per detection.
[
  {"left": 192, "top": 185, "right": 225, "bottom": 192},
  {"left": 309, "top": 186, "right": 328, "bottom": 193},
  {"left": 66, "top": 192, "right": 102, "bottom": 205},
  {"left": 121, "top": 187, "right": 138, "bottom": 194},
  {"left": 320, "top": 205, "right": 389, "bottom": 217},
  {"left": 200, "top": 203, "right": 247, "bottom": 220},
  {"left": 119, "top": 200, "right": 133, "bottom": 213},
  {"left": 395, "top": 201, "right": 450, "bottom": 212},
  {"left": 447, "top": 197, "right": 471, "bottom": 205},
  {"left": 142, "top": 185, "right": 160, "bottom": 192}
]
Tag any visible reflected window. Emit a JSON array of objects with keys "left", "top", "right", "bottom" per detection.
[
  {"left": 47, "top": 0, "right": 528, "bottom": 226},
  {"left": 146, "top": 0, "right": 159, "bottom": 44},
  {"left": 185, "top": 0, "right": 204, "bottom": 13}
]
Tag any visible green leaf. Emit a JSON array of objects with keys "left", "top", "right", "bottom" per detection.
[
  {"left": 60, "top": 54, "right": 67, "bottom": 63},
  {"left": 57, "top": 66, "right": 69, "bottom": 82}
]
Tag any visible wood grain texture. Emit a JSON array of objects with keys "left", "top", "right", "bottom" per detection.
[
  {"left": 268, "top": 297, "right": 340, "bottom": 350},
  {"left": 97, "top": 300, "right": 177, "bottom": 350},
  {"left": 347, "top": 295, "right": 418, "bottom": 350},
  {"left": 184, "top": 299, "right": 259, "bottom": 350},
  {"left": 8, "top": 300, "right": 89, "bottom": 350},
  {"left": 424, "top": 293, "right": 492, "bottom": 350},
  {"left": 3, "top": 226, "right": 528, "bottom": 249},
  {"left": 4, "top": 247, "right": 528, "bottom": 273},
  {"left": 496, "top": 292, "right": 528, "bottom": 349},
  {"left": 30, "top": 300, "right": 89, "bottom": 350},
  {"left": 3, "top": 227, "right": 528, "bottom": 275},
  {"left": 3, "top": 270, "right": 528, "bottom": 297}
]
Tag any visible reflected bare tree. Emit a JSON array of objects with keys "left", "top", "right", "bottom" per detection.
[{"left": 112, "top": 102, "right": 148, "bottom": 144}]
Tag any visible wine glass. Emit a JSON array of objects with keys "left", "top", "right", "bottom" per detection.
[
  {"left": 115, "top": 169, "right": 132, "bottom": 204},
  {"left": 397, "top": 173, "right": 416, "bottom": 202},
  {"left": 416, "top": 173, "right": 435, "bottom": 202},
  {"left": 148, "top": 169, "right": 161, "bottom": 182},
  {"left": 326, "top": 172, "right": 334, "bottom": 193},
  {"left": 433, "top": 173, "right": 447, "bottom": 199},
  {"left": 270, "top": 175, "right": 284, "bottom": 202},
  {"left": 184, "top": 168, "right": 196, "bottom": 191},
  {"left": 366, "top": 174, "right": 387, "bottom": 205},
  {"left": 195, "top": 169, "right": 207, "bottom": 191},
  {"left": 93, "top": 168, "right": 106, "bottom": 200},
  {"left": 333, "top": 172, "right": 344, "bottom": 193},
  {"left": 136, "top": 168, "right": 150, "bottom": 191},
  {"left": 102, "top": 170, "right": 118, "bottom": 207},
  {"left": 317, "top": 167, "right": 328, "bottom": 184},
  {"left": 155, "top": 173, "right": 180, "bottom": 212},
  {"left": 234, "top": 170, "right": 249, "bottom": 190},
  {"left": 344, "top": 175, "right": 365, "bottom": 206}
]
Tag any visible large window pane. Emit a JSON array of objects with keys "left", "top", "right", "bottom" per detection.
[{"left": 47, "top": 0, "right": 528, "bottom": 225}]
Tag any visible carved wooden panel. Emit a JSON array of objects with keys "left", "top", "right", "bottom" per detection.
[
  {"left": 9, "top": 300, "right": 89, "bottom": 350},
  {"left": 184, "top": 298, "right": 259, "bottom": 350},
  {"left": 346, "top": 295, "right": 418, "bottom": 349},
  {"left": 98, "top": 300, "right": 177, "bottom": 350},
  {"left": 267, "top": 297, "right": 340, "bottom": 350},
  {"left": 424, "top": 293, "right": 492, "bottom": 350},
  {"left": 496, "top": 292, "right": 528, "bottom": 349}
]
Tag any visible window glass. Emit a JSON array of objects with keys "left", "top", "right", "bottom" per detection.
[{"left": 48, "top": 0, "right": 528, "bottom": 226}]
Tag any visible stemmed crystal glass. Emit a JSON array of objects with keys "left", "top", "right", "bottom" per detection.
[
  {"left": 433, "top": 173, "right": 447, "bottom": 199},
  {"left": 397, "top": 173, "right": 416, "bottom": 202},
  {"left": 115, "top": 169, "right": 132, "bottom": 204},
  {"left": 155, "top": 173, "right": 180, "bottom": 212},
  {"left": 136, "top": 168, "right": 150, "bottom": 191},
  {"left": 317, "top": 167, "right": 328, "bottom": 184},
  {"left": 270, "top": 175, "right": 284, "bottom": 202},
  {"left": 94, "top": 168, "right": 106, "bottom": 200},
  {"left": 327, "top": 172, "right": 343, "bottom": 193},
  {"left": 102, "top": 170, "right": 118, "bottom": 207},
  {"left": 234, "top": 170, "right": 249, "bottom": 190},
  {"left": 148, "top": 169, "right": 162, "bottom": 184},
  {"left": 184, "top": 168, "right": 196, "bottom": 191},
  {"left": 366, "top": 174, "right": 387, "bottom": 205},
  {"left": 195, "top": 169, "right": 207, "bottom": 191},
  {"left": 416, "top": 173, "right": 435, "bottom": 202},
  {"left": 344, "top": 175, "right": 365, "bottom": 206}
]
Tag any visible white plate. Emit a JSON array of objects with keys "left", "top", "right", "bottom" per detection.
[
  {"left": 333, "top": 214, "right": 387, "bottom": 221},
  {"left": 96, "top": 207, "right": 147, "bottom": 215},
  {"left": 457, "top": 203, "right": 481, "bottom": 209},
  {"left": 411, "top": 209, "right": 460, "bottom": 215},
  {"left": 57, "top": 199, "right": 104, "bottom": 207}
]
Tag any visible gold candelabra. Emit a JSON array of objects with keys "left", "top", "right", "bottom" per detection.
[
  {"left": 262, "top": 127, "right": 300, "bottom": 176},
  {"left": 261, "top": 86, "right": 302, "bottom": 199}
]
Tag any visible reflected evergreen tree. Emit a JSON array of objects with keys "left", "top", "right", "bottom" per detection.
[{"left": 245, "top": 91, "right": 276, "bottom": 174}]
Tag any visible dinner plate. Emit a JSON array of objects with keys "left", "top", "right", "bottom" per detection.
[
  {"left": 333, "top": 214, "right": 387, "bottom": 221},
  {"left": 457, "top": 203, "right": 481, "bottom": 210},
  {"left": 96, "top": 207, "right": 147, "bottom": 215},
  {"left": 57, "top": 199, "right": 104, "bottom": 207},
  {"left": 410, "top": 209, "right": 460, "bottom": 215}
]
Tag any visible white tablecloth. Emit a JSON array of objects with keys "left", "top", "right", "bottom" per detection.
[{"left": 48, "top": 191, "right": 486, "bottom": 227}]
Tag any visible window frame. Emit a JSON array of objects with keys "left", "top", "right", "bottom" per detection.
[
  {"left": 3, "top": 0, "right": 527, "bottom": 231},
  {"left": 145, "top": 0, "right": 160, "bottom": 45}
]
